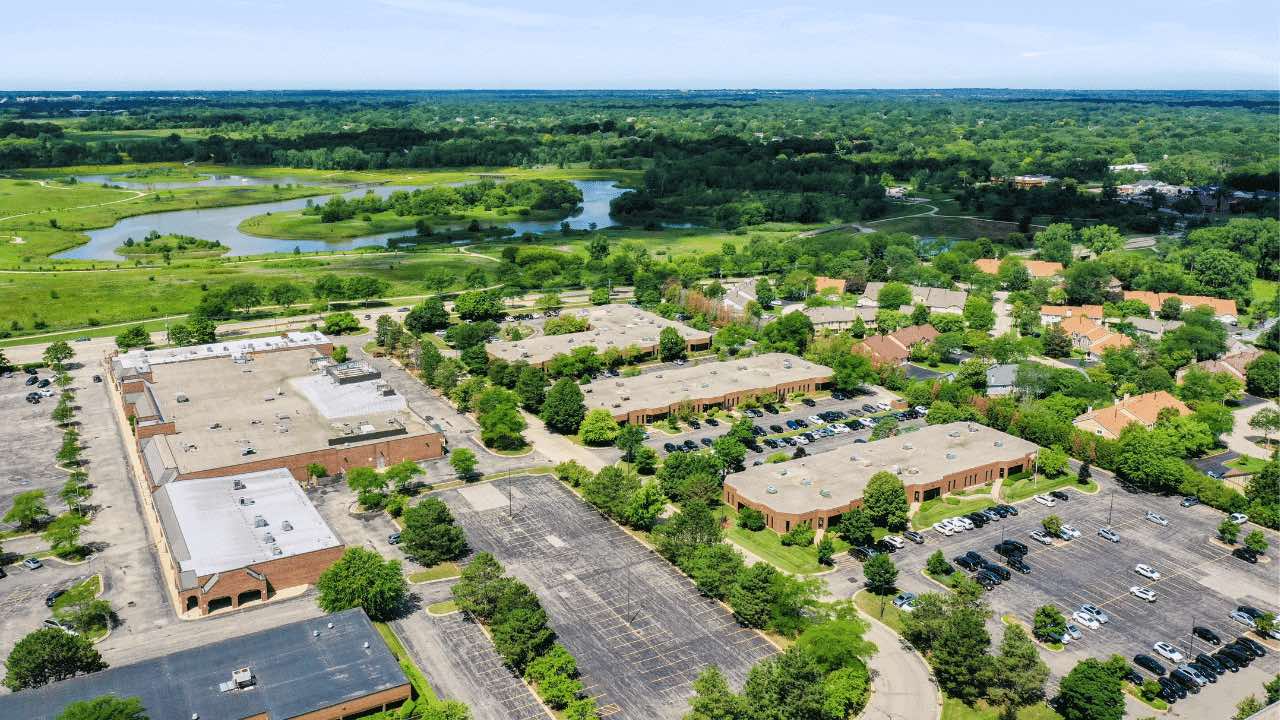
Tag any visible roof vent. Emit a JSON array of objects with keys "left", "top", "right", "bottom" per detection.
[
  {"left": 313, "top": 629, "right": 320, "bottom": 638},
  {"left": 819, "top": 489, "right": 831, "bottom": 497},
  {"left": 363, "top": 641, "right": 370, "bottom": 649},
  {"left": 948, "top": 430, "right": 961, "bottom": 438},
  {"left": 327, "top": 622, "right": 334, "bottom": 629},
  {"left": 902, "top": 442, "right": 913, "bottom": 450},
  {"left": 801, "top": 479, "right": 812, "bottom": 486},
  {"left": 281, "top": 521, "right": 293, "bottom": 531},
  {"left": 262, "top": 532, "right": 275, "bottom": 544},
  {"left": 994, "top": 440, "right": 1003, "bottom": 447},
  {"left": 271, "top": 545, "right": 283, "bottom": 556},
  {"left": 253, "top": 515, "right": 267, "bottom": 528},
  {"left": 232, "top": 478, "right": 246, "bottom": 491},
  {"left": 946, "top": 451, "right": 957, "bottom": 460},
  {"left": 176, "top": 393, "right": 189, "bottom": 403},
  {"left": 766, "top": 484, "right": 778, "bottom": 494},
  {"left": 238, "top": 497, "right": 254, "bottom": 506}
]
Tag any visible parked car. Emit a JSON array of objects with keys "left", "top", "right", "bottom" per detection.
[
  {"left": 1098, "top": 527, "right": 1121, "bottom": 543},
  {"left": 1192, "top": 626, "right": 1221, "bottom": 645},
  {"left": 1180, "top": 496, "right": 1200, "bottom": 507},
  {"left": 892, "top": 592, "right": 917, "bottom": 609},
  {"left": 1156, "top": 675, "right": 1184, "bottom": 701},
  {"left": 1236, "top": 636, "right": 1267, "bottom": 657},
  {"left": 802, "top": 398, "right": 816, "bottom": 407},
  {"left": 1168, "top": 669, "right": 1200, "bottom": 694},
  {"left": 1145, "top": 510, "right": 1169, "bottom": 527},
  {"left": 975, "top": 569, "right": 1002, "bottom": 586},
  {"left": 24, "top": 375, "right": 38, "bottom": 386},
  {"left": 954, "top": 555, "right": 978, "bottom": 571},
  {"left": 1029, "top": 530, "right": 1053, "bottom": 545},
  {"left": 1056, "top": 527, "right": 1075, "bottom": 541},
  {"left": 954, "top": 516, "right": 975, "bottom": 531},
  {"left": 882, "top": 535, "right": 906, "bottom": 550},
  {"left": 700, "top": 437, "right": 714, "bottom": 447},
  {"left": 1216, "top": 647, "right": 1249, "bottom": 668},
  {"left": 387, "top": 532, "right": 401, "bottom": 545},
  {"left": 1233, "top": 547, "right": 1260, "bottom": 563},
  {"left": 663, "top": 442, "right": 678, "bottom": 453},
  {"left": 42, "top": 619, "right": 78, "bottom": 636},
  {"left": 1209, "top": 651, "right": 1238, "bottom": 673},
  {"left": 1064, "top": 623, "right": 1082, "bottom": 640},
  {"left": 980, "top": 563, "right": 1010, "bottom": 581},
  {"left": 1008, "top": 557, "right": 1032, "bottom": 574},
  {"left": 1134, "top": 654, "right": 1167, "bottom": 676},
  {"left": 1034, "top": 494, "right": 1056, "bottom": 507},
  {"left": 1061, "top": 524, "right": 1081, "bottom": 539},
  {"left": 1072, "top": 611, "right": 1101, "bottom": 630},
  {"left": 1154, "top": 642, "right": 1184, "bottom": 663},
  {"left": 769, "top": 424, "right": 784, "bottom": 433},
  {"left": 687, "top": 419, "right": 701, "bottom": 429},
  {"left": 933, "top": 522, "right": 954, "bottom": 537},
  {"left": 705, "top": 418, "right": 720, "bottom": 427},
  {"left": 45, "top": 589, "right": 66, "bottom": 608},
  {"left": 1130, "top": 586, "right": 1156, "bottom": 602},
  {"left": 22, "top": 558, "right": 42, "bottom": 570},
  {"left": 999, "top": 504, "right": 1019, "bottom": 516},
  {"left": 1183, "top": 662, "right": 1215, "bottom": 684},
  {"left": 36, "top": 378, "right": 50, "bottom": 388},
  {"left": 1230, "top": 610, "right": 1258, "bottom": 629},
  {"left": 92, "top": 374, "right": 102, "bottom": 383},
  {"left": 1049, "top": 490, "right": 1069, "bottom": 501},
  {"left": 1230, "top": 512, "right": 1250, "bottom": 525},
  {"left": 1134, "top": 564, "right": 1161, "bottom": 580},
  {"left": 903, "top": 530, "right": 925, "bottom": 544},
  {"left": 1080, "top": 604, "right": 1109, "bottom": 624},
  {"left": 1195, "top": 653, "right": 1226, "bottom": 675},
  {"left": 850, "top": 546, "right": 880, "bottom": 561}
]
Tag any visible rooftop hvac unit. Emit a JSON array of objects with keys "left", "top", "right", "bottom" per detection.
[
  {"left": 262, "top": 533, "right": 275, "bottom": 544},
  {"left": 801, "top": 479, "right": 812, "bottom": 486},
  {"left": 253, "top": 515, "right": 267, "bottom": 528},
  {"left": 766, "top": 485, "right": 778, "bottom": 494},
  {"left": 783, "top": 361, "right": 792, "bottom": 369},
  {"left": 238, "top": 497, "right": 254, "bottom": 506},
  {"left": 902, "top": 442, "right": 913, "bottom": 450},
  {"left": 232, "top": 667, "right": 255, "bottom": 688},
  {"left": 208, "top": 422, "right": 222, "bottom": 430},
  {"left": 948, "top": 430, "right": 961, "bottom": 438},
  {"left": 281, "top": 521, "right": 293, "bottom": 532},
  {"left": 232, "top": 478, "right": 246, "bottom": 491},
  {"left": 907, "top": 467, "right": 920, "bottom": 475},
  {"left": 272, "top": 545, "right": 283, "bottom": 557},
  {"left": 818, "top": 489, "right": 831, "bottom": 498},
  {"left": 968, "top": 424, "right": 979, "bottom": 432},
  {"left": 241, "top": 447, "right": 256, "bottom": 456},
  {"left": 176, "top": 393, "right": 189, "bottom": 403},
  {"left": 946, "top": 451, "right": 957, "bottom": 460},
  {"left": 994, "top": 440, "right": 1004, "bottom": 447}
]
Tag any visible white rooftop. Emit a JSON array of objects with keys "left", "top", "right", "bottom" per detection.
[
  {"left": 154, "top": 468, "right": 341, "bottom": 583},
  {"left": 115, "top": 331, "right": 330, "bottom": 374}
]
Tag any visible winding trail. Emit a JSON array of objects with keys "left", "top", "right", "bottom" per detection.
[{"left": 0, "top": 181, "right": 149, "bottom": 224}]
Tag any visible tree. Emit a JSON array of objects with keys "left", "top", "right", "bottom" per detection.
[
  {"left": 322, "top": 311, "right": 361, "bottom": 335},
  {"left": 738, "top": 506, "right": 766, "bottom": 531},
  {"left": 454, "top": 289, "right": 506, "bottom": 321},
  {"left": 1249, "top": 407, "right": 1280, "bottom": 448},
  {"left": 658, "top": 326, "right": 686, "bottom": 362},
  {"left": 315, "top": 547, "right": 407, "bottom": 621},
  {"left": 862, "top": 471, "right": 908, "bottom": 529},
  {"left": 1219, "top": 518, "right": 1241, "bottom": 543},
  {"left": 817, "top": 536, "right": 835, "bottom": 566},
  {"left": 578, "top": 409, "right": 620, "bottom": 445},
  {"left": 878, "top": 282, "right": 912, "bottom": 309},
  {"left": 450, "top": 448, "right": 478, "bottom": 479},
  {"left": 863, "top": 553, "right": 898, "bottom": 594},
  {"left": 836, "top": 507, "right": 874, "bottom": 547},
  {"left": 401, "top": 498, "right": 467, "bottom": 566},
  {"left": 1237, "top": 696, "right": 1265, "bottom": 720},
  {"left": 5, "top": 490, "right": 48, "bottom": 529},
  {"left": 1080, "top": 225, "right": 1123, "bottom": 254},
  {"left": 932, "top": 603, "right": 992, "bottom": 703},
  {"left": 1041, "top": 515, "right": 1062, "bottom": 536},
  {"left": 541, "top": 379, "right": 585, "bottom": 434},
  {"left": 491, "top": 606, "right": 556, "bottom": 673},
  {"left": 1042, "top": 323, "right": 1072, "bottom": 358},
  {"left": 655, "top": 500, "right": 722, "bottom": 565},
  {"left": 1038, "top": 446, "right": 1069, "bottom": 478},
  {"left": 729, "top": 563, "right": 780, "bottom": 629},
  {"left": 43, "top": 340, "right": 74, "bottom": 369},
  {"left": 685, "top": 544, "right": 746, "bottom": 600},
  {"left": 712, "top": 435, "right": 746, "bottom": 472},
  {"left": 43, "top": 513, "right": 89, "bottom": 558},
  {"left": 114, "top": 325, "right": 150, "bottom": 350},
  {"left": 405, "top": 298, "right": 450, "bottom": 334},
  {"left": 55, "top": 695, "right": 147, "bottom": 720},
  {"left": 515, "top": 365, "right": 548, "bottom": 412},
  {"left": 982, "top": 623, "right": 1049, "bottom": 717},
  {"left": 3, "top": 627, "right": 107, "bottom": 690},
  {"left": 1054, "top": 658, "right": 1124, "bottom": 720},
  {"left": 1033, "top": 605, "right": 1067, "bottom": 641},
  {"left": 1245, "top": 529, "right": 1269, "bottom": 554},
  {"left": 1247, "top": 353, "right": 1280, "bottom": 398},
  {"left": 926, "top": 550, "right": 952, "bottom": 577},
  {"left": 614, "top": 424, "right": 646, "bottom": 461},
  {"left": 685, "top": 666, "right": 748, "bottom": 720},
  {"left": 1063, "top": 261, "right": 1111, "bottom": 305},
  {"left": 964, "top": 296, "right": 996, "bottom": 331},
  {"left": 267, "top": 281, "right": 306, "bottom": 309},
  {"left": 452, "top": 552, "right": 506, "bottom": 621},
  {"left": 623, "top": 483, "right": 667, "bottom": 531}
]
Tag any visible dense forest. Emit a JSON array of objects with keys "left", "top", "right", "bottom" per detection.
[{"left": 2, "top": 90, "right": 1276, "bottom": 229}]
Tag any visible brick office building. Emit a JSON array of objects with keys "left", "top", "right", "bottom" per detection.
[
  {"left": 485, "top": 303, "right": 712, "bottom": 369},
  {"left": 154, "top": 467, "right": 344, "bottom": 615},
  {"left": 109, "top": 334, "right": 445, "bottom": 486},
  {"left": 0, "top": 608, "right": 411, "bottom": 719},
  {"left": 723, "top": 423, "right": 1038, "bottom": 534},
  {"left": 582, "top": 353, "right": 832, "bottom": 424}
]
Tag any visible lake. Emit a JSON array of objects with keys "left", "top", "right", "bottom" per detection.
[{"left": 54, "top": 179, "right": 629, "bottom": 260}]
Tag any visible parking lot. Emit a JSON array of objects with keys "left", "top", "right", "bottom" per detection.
[
  {"left": 438, "top": 474, "right": 776, "bottom": 719},
  {"left": 877, "top": 481, "right": 1280, "bottom": 694},
  {"left": 645, "top": 388, "right": 908, "bottom": 458},
  {"left": 0, "top": 370, "right": 69, "bottom": 521}
]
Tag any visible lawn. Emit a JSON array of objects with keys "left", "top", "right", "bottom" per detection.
[
  {"left": 941, "top": 698, "right": 1061, "bottom": 720},
  {"left": 238, "top": 203, "right": 564, "bottom": 241},
  {"left": 911, "top": 496, "right": 997, "bottom": 530},
  {"left": 853, "top": 589, "right": 905, "bottom": 634},
  {"left": 426, "top": 599, "right": 459, "bottom": 615},
  {"left": 865, "top": 215, "right": 1025, "bottom": 242},
  {"left": 1001, "top": 474, "right": 1097, "bottom": 504},
  {"left": 715, "top": 506, "right": 844, "bottom": 575},
  {"left": 51, "top": 574, "right": 102, "bottom": 612},
  {"left": 408, "top": 561, "right": 461, "bottom": 583},
  {"left": 1227, "top": 455, "right": 1269, "bottom": 474}
]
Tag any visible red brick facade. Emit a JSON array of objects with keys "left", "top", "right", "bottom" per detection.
[
  {"left": 614, "top": 373, "right": 829, "bottom": 425},
  {"left": 174, "top": 544, "right": 347, "bottom": 615}
]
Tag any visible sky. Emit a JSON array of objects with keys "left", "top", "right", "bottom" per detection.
[{"left": 3, "top": 0, "right": 1277, "bottom": 90}]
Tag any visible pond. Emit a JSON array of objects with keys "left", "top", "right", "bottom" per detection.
[{"left": 54, "top": 180, "right": 630, "bottom": 260}]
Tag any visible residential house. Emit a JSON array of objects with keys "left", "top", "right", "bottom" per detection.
[
  {"left": 721, "top": 278, "right": 759, "bottom": 314},
  {"left": 973, "top": 258, "right": 1064, "bottom": 279},
  {"left": 1122, "top": 291, "right": 1238, "bottom": 325},
  {"left": 1175, "top": 349, "right": 1265, "bottom": 383},
  {"left": 1012, "top": 174, "right": 1056, "bottom": 188},
  {"left": 1039, "top": 305, "right": 1104, "bottom": 325},
  {"left": 986, "top": 364, "right": 1019, "bottom": 396},
  {"left": 1106, "top": 316, "right": 1183, "bottom": 340},
  {"left": 860, "top": 283, "right": 968, "bottom": 315},
  {"left": 1072, "top": 391, "right": 1192, "bottom": 440},
  {"left": 1059, "top": 315, "right": 1133, "bottom": 361},
  {"left": 855, "top": 324, "right": 940, "bottom": 366},
  {"left": 795, "top": 305, "right": 877, "bottom": 332}
]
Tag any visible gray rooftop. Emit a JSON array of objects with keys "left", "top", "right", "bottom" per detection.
[
  {"left": 154, "top": 467, "right": 342, "bottom": 583},
  {"left": 486, "top": 304, "right": 711, "bottom": 365},
  {"left": 113, "top": 331, "right": 330, "bottom": 378},
  {"left": 583, "top": 353, "right": 832, "bottom": 416},
  {"left": 986, "top": 363, "right": 1019, "bottom": 388},
  {"left": 725, "top": 422, "right": 1038, "bottom": 514},
  {"left": 0, "top": 608, "right": 407, "bottom": 720},
  {"left": 861, "top": 283, "right": 968, "bottom": 311}
]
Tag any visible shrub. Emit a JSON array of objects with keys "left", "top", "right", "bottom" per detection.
[
  {"left": 738, "top": 507, "right": 766, "bottom": 531},
  {"left": 780, "top": 521, "right": 815, "bottom": 547}
]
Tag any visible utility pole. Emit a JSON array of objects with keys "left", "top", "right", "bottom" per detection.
[{"left": 1107, "top": 491, "right": 1115, "bottom": 527}]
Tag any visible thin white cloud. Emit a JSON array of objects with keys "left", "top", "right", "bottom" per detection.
[{"left": 373, "top": 0, "right": 565, "bottom": 28}]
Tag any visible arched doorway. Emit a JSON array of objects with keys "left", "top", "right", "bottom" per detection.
[
  {"left": 185, "top": 596, "right": 198, "bottom": 612},
  {"left": 237, "top": 589, "right": 262, "bottom": 606},
  {"left": 207, "top": 596, "right": 233, "bottom": 613}
]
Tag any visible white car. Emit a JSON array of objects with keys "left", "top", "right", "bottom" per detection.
[
  {"left": 1072, "top": 611, "right": 1101, "bottom": 630},
  {"left": 1034, "top": 494, "right": 1056, "bottom": 507},
  {"left": 807, "top": 415, "right": 823, "bottom": 425},
  {"left": 1080, "top": 604, "right": 1109, "bottom": 624},
  {"left": 1130, "top": 586, "right": 1156, "bottom": 602},
  {"left": 1145, "top": 511, "right": 1169, "bottom": 527},
  {"left": 876, "top": 401, "right": 892, "bottom": 411},
  {"left": 1134, "top": 564, "right": 1161, "bottom": 581},
  {"left": 932, "top": 522, "right": 954, "bottom": 536},
  {"left": 883, "top": 535, "right": 906, "bottom": 549},
  {"left": 1230, "top": 512, "right": 1249, "bottom": 525},
  {"left": 1061, "top": 524, "right": 1082, "bottom": 539},
  {"left": 795, "top": 435, "right": 810, "bottom": 445},
  {"left": 955, "top": 517, "right": 975, "bottom": 531},
  {"left": 1153, "top": 642, "right": 1184, "bottom": 663},
  {"left": 1029, "top": 529, "right": 1054, "bottom": 545},
  {"left": 945, "top": 517, "right": 967, "bottom": 532},
  {"left": 1231, "top": 610, "right": 1258, "bottom": 629},
  {"left": 832, "top": 424, "right": 850, "bottom": 434}
]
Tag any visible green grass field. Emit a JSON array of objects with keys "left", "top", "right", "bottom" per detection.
[
  {"left": 714, "top": 506, "right": 846, "bottom": 575},
  {"left": 911, "top": 496, "right": 997, "bottom": 529},
  {"left": 1001, "top": 474, "right": 1097, "bottom": 504},
  {"left": 1227, "top": 455, "right": 1269, "bottom": 474},
  {"left": 867, "top": 215, "right": 1025, "bottom": 241},
  {"left": 238, "top": 204, "right": 562, "bottom": 241},
  {"left": 853, "top": 589, "right": 905, "bottom": 633},
  {"left": 941, "top": 698, "right": 1061, "bottom": 720},
  {"left": 408, "top": 561, "right": 462, "bottom": 583}
]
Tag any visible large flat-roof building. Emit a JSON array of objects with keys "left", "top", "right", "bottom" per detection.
[
  {"left": 583, "top": 353, "right": 832, "bottom": 424},
  {"left": 155, "top": 468, "right": 344, "bottom": 615},
  {"left": 485, "top": 304, "right": 711, "bottom": 369},
  {"left": 723, "top": 423, "right": 1038, "bottom": 534},
  {"left": 0, "top": 608, "right": 412, "bottom": 720},
  {"left": 110, "top": 337, "right": 444, "bottom": 487}
]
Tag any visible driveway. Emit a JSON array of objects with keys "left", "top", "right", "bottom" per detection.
[{"left": 1227, "top": 399, "right": 1278, "bottom": 459}]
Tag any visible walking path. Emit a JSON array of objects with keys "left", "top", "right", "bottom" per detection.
[
  {"left": 0, "top": 182, "right": 148, "bottom": 223},
  {"left": 859, "top": 610, "right": 942, "bottom": 720}
]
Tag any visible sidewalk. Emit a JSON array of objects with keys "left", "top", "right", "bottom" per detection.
[{"left": 859, "top": 609, "right": 942, "bottom": 720}]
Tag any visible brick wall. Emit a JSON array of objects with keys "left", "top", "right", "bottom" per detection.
[
  {"left": 616, "top": 374, "right": 829, "bottom": 424},
  {"left": 178, "top": 544, "right": 347, "bottom": 615},
  {"left": 289, "top": 684, "right": 413, "bottom": 720},
  {"left": 169, "top": 431, "right": 445, "bottom": 485}
]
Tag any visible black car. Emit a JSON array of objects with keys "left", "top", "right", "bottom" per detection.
[
  {"left": 1156, "top": 676, "right": 1185, "bottom": 700},
  {"left": 1220, "top": 645, "right": 1253, "bottom": 666},
  {"left": 954, "top": 555, "right": 979, "bottom": 571},
  {"left": 802, "top": 398, "right": 816, "bottom": 407},
  {"left": 874, "top": 539, "right": 897, "bottom": 554},
  {"left": 1236, "top": 636, "right": 1267, "bottom": 657},
  {"left": 770, "top": 424, "right": 784, "bottom": 433},
  {"left": 705, "top": 418, "right": 719, "bottom": 427},
  {"left": 1234, "top": 546, "right": 1260, "bottom": 563},
  {"left": 24, "top": 367, "right": 37, "bottom": 375},
  {"left": 688, "top": 419, "right": 701, "bottom": 429},
  {"left": 1188, "top": 661, "right": 1217, "bottom": 682},
  {"left": 1212, "top": 651, "right": 1239, "bottom": 672},
  {"left": 973, "top": 573, "right": 998, "bottom": 590},
  {"left": 763, "top": 438, "right": 778, "bottom": 449},
  {"left": 862, "top": 404, "right": 877, "bottom": 413},
  {"left": 1134, "top": 654, "right": 1166, "bottom": 675},
  {"left": 851, "top": 546, "right": 881, "bottom": 561},
  {"left": 1192, "top": 626, "right": 1221, "bottom": 645},
  {"left": 700, "top": 437, "right": 714, "bottom": 447},
  {"left": 963, "top": 550, "right": 986, "bottom": 565},
  {"left": 980, "top": 562, "right": 1011, "bottom": 581},
  {"left": 1049, "top": 490, "right": 1069, "bottom": 501},
  {"left": 1000, "top": 504, "right": 1019, "bottom": 516},
  {"left": 831, "top": 391, "right": 847, "bottom": 401},
  {"left": 36, "top": 378, "right": 50, "bottom": 388},
  {"left": 682, "top": 440, "right": 698, "bottom": 450},
  {"left": 990, "top": 505, "right": 1011, "bottom": 518},
  {"left": 966, "top": 512, "right": 987, "bottom": 527},
  {"left": 994, "top": 540, "right": 1024, "bottom": 558},
  {"left": 763, "top": 405, "right": 779, "bottom": 414},
  {"left": 1121, "top": 667, "right": 1144, "bottom": 686},
  {"left": 1007, "top": 557, "right": 1032, "bottom": 574},
  {"left": 1168, "top": 669, "right": 1200, "bottom": 694},
  {"left": 663, "top": 442, "right": 678, "bottom": 453},
  {"left": 1237, "top": 605, "right": 1265, "bottom": 619},
  {"left": 1225, "top": 642, "right": 1259, "bottom": 661},
  {"left": 975, "top": 568, "right": 1002, "bottom": 586},
  {"left": 903, "top": 530, "right": 925, "bottom": 544},
  {"left": 25, "top": 375, "right": 38, "bottom": 386},
  {"left": 1195, "top": 653, "right": 1225, "bottom": 675},
  {"left": 45, "top": 589, "right": 66, "bottom": 608}
]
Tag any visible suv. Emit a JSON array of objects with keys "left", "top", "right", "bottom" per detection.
[
  {"left": 993, "top": 540, "right": 1025, "bottom": 558},
  {"left": 1007, "top": 556, "right": 1032, "bottom": 574},
  {"left": 1049, "top": 490, "right": 1069, "bottom": 501},
  {"left": 1098, "top": 527, "right": 1121, "bottom": 543},
  {"left": 954, "top": 555, "right": 979, "bottom": 571},
  {"left": 1134, "top": 654, "right": 1166, "bottom": 675},
  {"left": 1145, "top": 510, "right": 1169, "bottom": 526},
  {"left": 903, "top": 530, "right": 925, "bottom": 544},
  {"left": 981, "top": 563, "right": 1011, "bottom": 581},
  {"left": 1029, "top": 529, "right": 1053, "bottom": 545},
  {"left": 973, "top": 571, "right": 999, "bottom": 590},
  {"left": 850, "top": 546, "right": 881, "bottom": 562}
]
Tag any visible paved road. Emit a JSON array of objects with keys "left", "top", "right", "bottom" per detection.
[
  {"left": 858, "top": 608, "right": 942, "bottom": 720},
  {"left": 1227, "top": 399, "right": 1278, "bottom": 460}
]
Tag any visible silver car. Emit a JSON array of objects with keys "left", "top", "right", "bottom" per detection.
[{"left": 1098, "top": 527, "right": 1121, "bottom": 543}]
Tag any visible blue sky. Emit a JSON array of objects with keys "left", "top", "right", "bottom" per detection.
[{"left": 4, "top": 1, "right": 1277, "bottom": 89}]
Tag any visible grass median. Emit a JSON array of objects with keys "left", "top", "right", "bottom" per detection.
[
  {"left": 911, "top": 496, "right": 996, "bottom": 530},
  {"left": 1001, "top": 474, "right": 1097, "bottom": 504}
]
